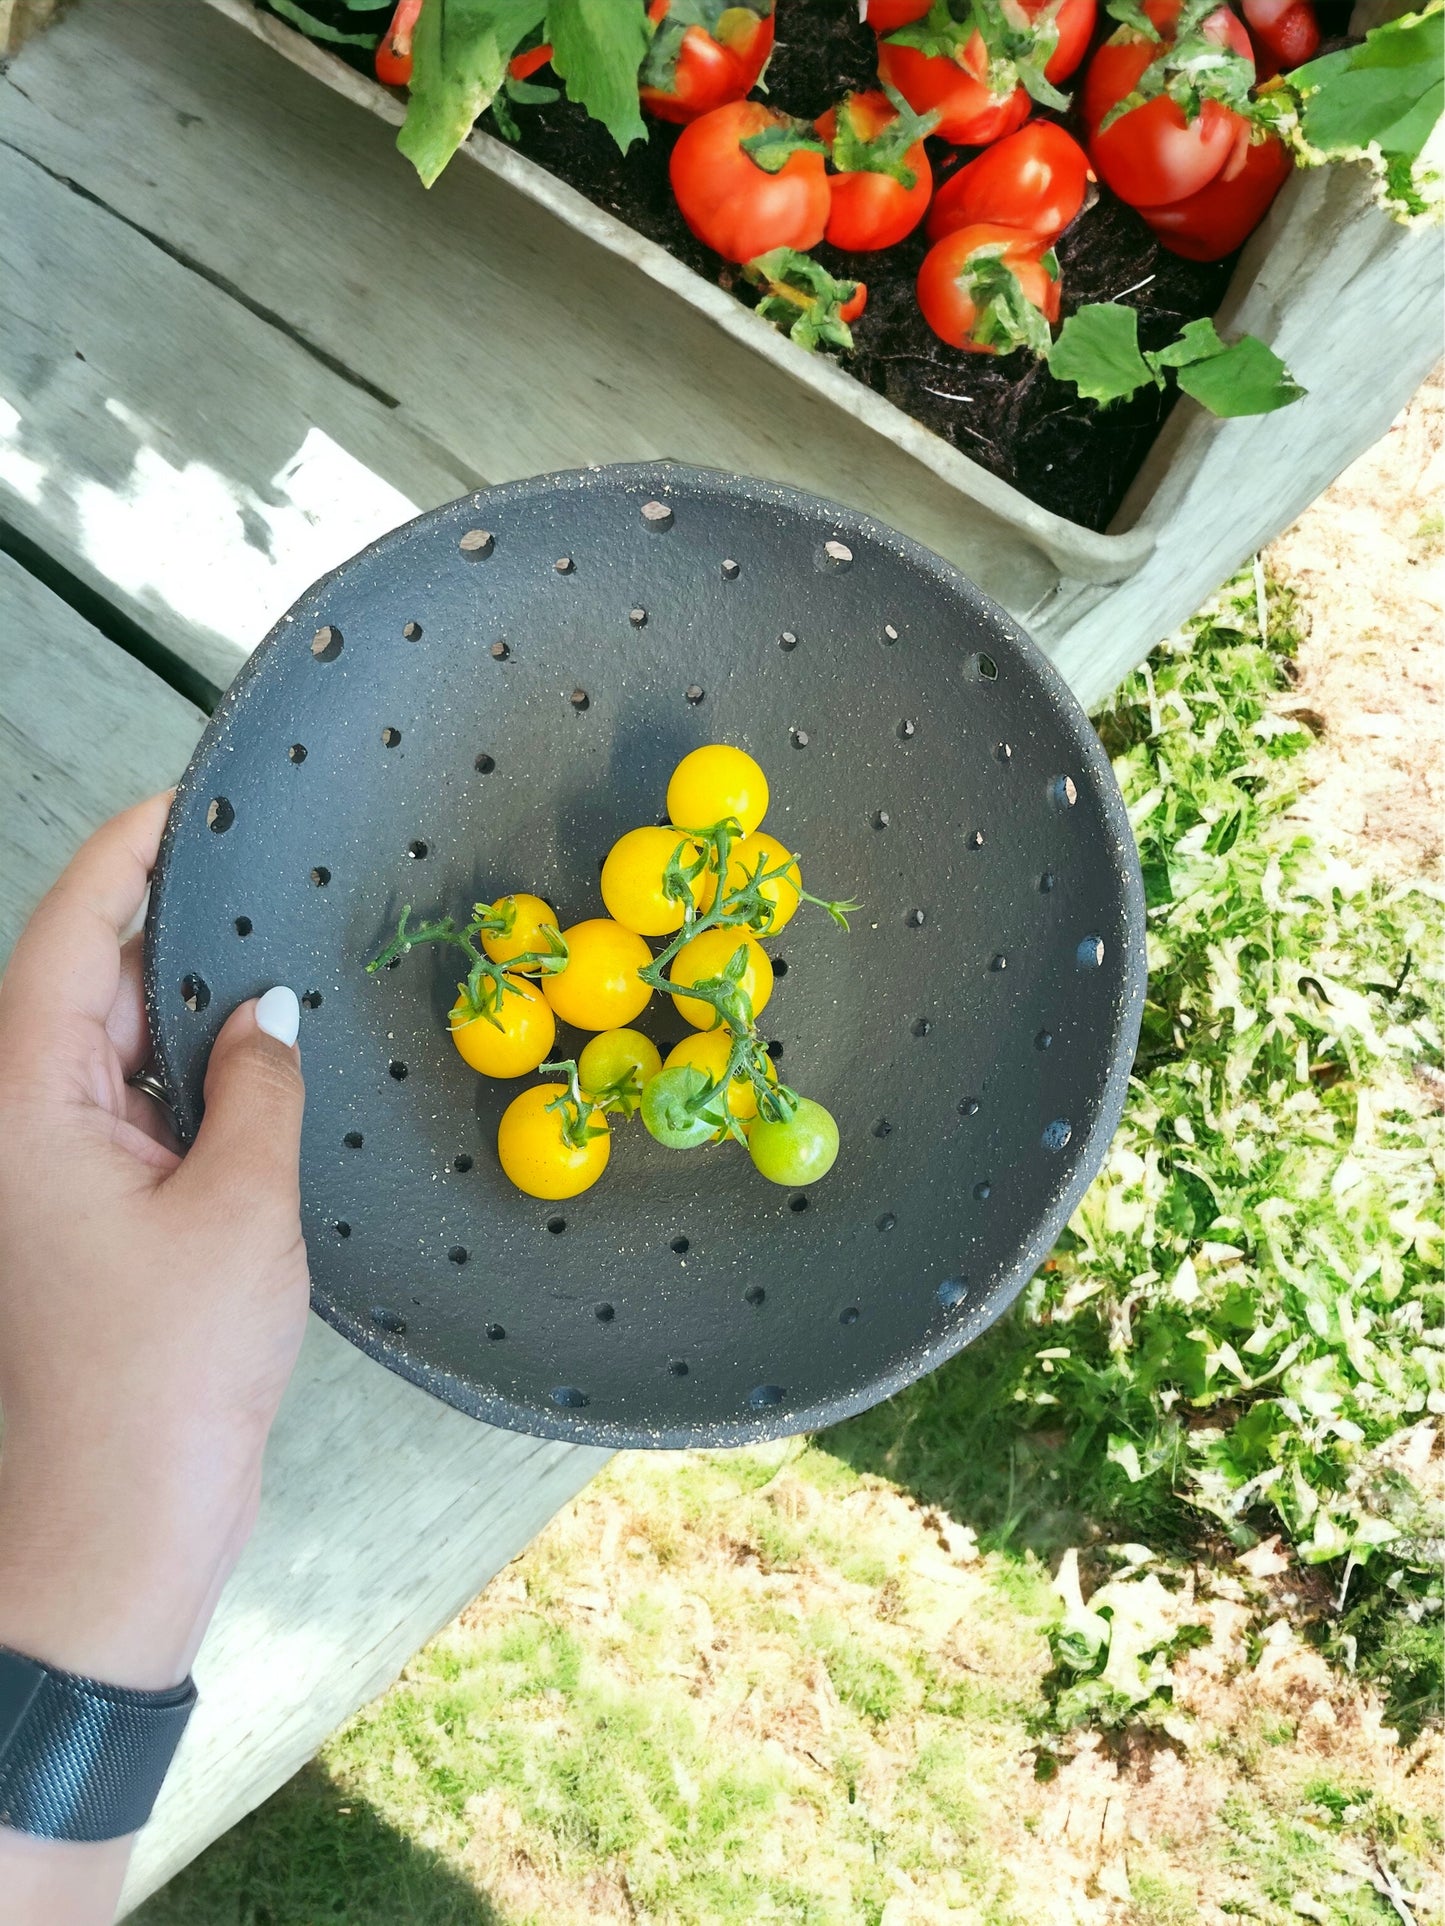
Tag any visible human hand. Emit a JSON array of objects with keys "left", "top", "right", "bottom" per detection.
[{"left": 0, "top": 793, "right": 310, "bottom": 1696}]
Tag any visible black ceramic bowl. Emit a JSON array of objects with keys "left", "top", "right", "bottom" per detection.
[{"left": 146, "top": 463, "right": 1145, "bottom": 1448}]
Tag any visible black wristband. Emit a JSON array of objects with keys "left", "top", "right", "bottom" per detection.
[{"left": 0, "top": 1645, "right": 196, "bottom": 1842}]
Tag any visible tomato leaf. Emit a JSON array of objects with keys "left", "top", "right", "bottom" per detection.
[
  {"left": 1290, "top": 4, "right": 1444, "bottom": 163},
  {"left": 743, "top": 248, "right": 863, "bottom": 353},
  {"left": 826, "top": 86, "right": 940, "bottom": 185},
  {"left": 1104, "top": 0, "right": 1162, "bottom": 39},
  {"left": 1172, "top": 335, "right": 1307, "bottom": 415},
  {"left": 883, "top": 0, "right": 968, "bottom": 55},
  {"left": 398, "top": 0, "right": 546, "bottom": 186},
  {"left": 546, "top": 0, "right": 650, "bottom": 153},
  {"left": 266, "top": 0, "right": 381, "bottom": 45},
  {"left": 1145, "top": 314, "right": 1227, "bottom": 370},
  {"left": 741, "top": 116, "right": 828, "bottom": 173},
  {"left": 964, "top": 247, "right": 1055, "bottom": 358},
  {"left": 1048, "top": 303, "right": 1158, "bottom": 404}
]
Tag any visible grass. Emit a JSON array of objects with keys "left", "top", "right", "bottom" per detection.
[{"left": 136, "top": 576, "right": 1443, "bottom": 1926}]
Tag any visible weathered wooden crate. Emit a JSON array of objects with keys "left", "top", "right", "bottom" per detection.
[{"left": 196, "top": 0, "right": 1442, "bottom": 707}]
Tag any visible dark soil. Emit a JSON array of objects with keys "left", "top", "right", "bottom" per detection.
[{"left": 273, "top": 0, "right": 1345, "bottom": 533}]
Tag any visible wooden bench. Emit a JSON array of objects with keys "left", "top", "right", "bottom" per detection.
[{"left": 0, "top": 0, "right": 1438, "bottom": 1911}]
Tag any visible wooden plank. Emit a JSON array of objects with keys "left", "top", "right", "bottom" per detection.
[
  {"left": 0, "top": 549, "right": 206, "bottom": 955},
  {"left": 0, "top": 0, "right": 1062, "bottom": 691},
  {"left": 1036, "top": 166, "right": 1445, "bottom": 710},
  {"left": 118, "top": 1321, "right": 608, "bottom": 1914},
  {"left": 0, "top": 145, "right": 480, "bottom": 692},
  {"left": 0, "top": 551, "right": 607, "bottom": 1914}
]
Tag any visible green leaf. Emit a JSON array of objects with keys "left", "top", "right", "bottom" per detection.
[
  {"left": 546, "top": 0, "right": 650, "bottom": 153},
  {"left": 965, "top": 250, "right": 1054, "bottom": 358},
  {"left": 1048, "top": 303, "right": 1157, "bottom": 405},
  {"left": 1145, "top": 314, "right": 1226, "bottom": 371},
  {"left": 398, "top": 0, "right": 546, "bottom": 187},
  {"left": 266, "top": 0, "right": 381, "bottom": 46},
  {"left": 1173, "top": 335, "right": 1307, "bottom": 416},
  {"left": 1104, "top": 0, "right": 1161, "bottom": 38},
  {"left": 743, "top": 247, "right": 862, "bottom": 354},
  {"left": 1291, "top": 5, "right": 1444, "bottom": 163}
]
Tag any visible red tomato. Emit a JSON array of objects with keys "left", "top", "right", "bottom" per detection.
[
  {"left": 1141, "top": 130, "right": 1291, "bottom": 259},
  {"left": 928, "top": 120, "right": 1091, "bottom": 243},
  {"left": 374, "top": 0, "right": 422, "bottom": 86},
  {"left": 1082, "top": 1, "right": 1255, "bottom": 208},
  {"left": 916, "top": 222, "right": 1061, "bottom": 354},
  {"left": 840, "top": 283, "right": 869, "bottom": 323},
  {"left": 1023, "top": 0, "right": 1097, "bottom": 82},
  {"left": 877, "top": 33, "right": 1031, "bottom": 147},
  {"left": 640, "top": 1, "right": 776, "bottom": 124},
  {"left": 670, "top": 101, "right": 830, "bottom": 261},
  {"left": 863, "top": 0, "right": 933, "bottom": 27},
  {"left": 816, "top": 90, "right": 934, "bottom": 251},
  {"left": 509, "top": 43, "right": 555, "bottom": 82},
  {"left": 1243, "top": 0, "right": 1319, "bottom": 76}
]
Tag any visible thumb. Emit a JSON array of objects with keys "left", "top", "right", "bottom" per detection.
[{"left": 176, "top": 987, "right": 305, "bottom": 1215}]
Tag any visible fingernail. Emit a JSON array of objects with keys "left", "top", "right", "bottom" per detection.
[{"left": 255, "top": 985, "right": 301, "bottom": 1047}]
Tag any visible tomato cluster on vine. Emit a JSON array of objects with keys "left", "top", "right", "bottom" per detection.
[{"left": 368, "top": 745, "right": 856, "bottom": 1202}]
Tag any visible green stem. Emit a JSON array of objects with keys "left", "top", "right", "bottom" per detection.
[{"left": 540, "top": 1059, "right": 610, "bottom": 1147}]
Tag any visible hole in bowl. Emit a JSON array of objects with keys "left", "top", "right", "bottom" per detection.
[
  {"left": 822, "top": 539, "right": 852, "bottom": 568},
  {"left": 791, "top": 727, "right": 809, "bottom": 748},
  {"left": 1035, "top": 1029, "right": 1053, "bottom": 1051},
  {"left": 490, "top": 641, "right": 510, "bottom": 661},
  {"left": 335, "top": 1221, "right": 351, "bottom": 1239},
  {"left": 310, "top": 626, "right": 343, "bottom": 662},
  {"left": 404, "top": 620, "right": 423, "bottom": 640},
  {"left": 1051, "top": 775, "right": 1078, "bottom": 810},
  {"left": 873, "top": 808, "right": 890, "bottom": 829},
  {"left": 595, "top": 1303, "right": 615, "bottom": 1323},
  {"left": 766, "top": 1039, "right": 784, "bottom": 1061},
  {"left": 670, "top": 1236, "right": 690, "bottom": 1255},
  {"left": 180, "top": 973, "right": 209, "bottom": 1013},
  {"left": 996, "top": 741, "right": 1012, "bottom": 763},
  {"left": 301, "top": 990, "right": 322, "bottom": 1011},
  {"left": 389, "top": 1060, "right": 408, "bottom": 1081},
  {"left": 721, "top": 557, "right": 739, "bottom": 578},
  {"left": 1077, "top": 936, "right": 1105, "bottom": 969},
  {"left": 968, "top": 829, "right": 985, "bottom": 850},
  {"left": 906, "top": 908, "right": 925, "bottom": 927},
  {"left": 570, "top": 689, "right": 590, "bottom": 712},
  {"left": 897, "top": 719, "right": 916, "bottom": 741},
  {"left": 407, "top": 840, "right": 428, "bottom": 861},
  {"left": 685, "top": 685, "right": 705, "bottom": 705},
  {"left": 974, "top": 1180, "right": 992, "bottom": 1200},
  {"left": 788, "top": 1195, "right": 809, "bottom": 1214},
  {"left": 772, "top": 957, "right": 788, "bottom": 978},
  {"left": 937, "top": 1278, "right": 967, "bottom": 1309},
  {"left": 453, "top": 1154, "right": 473, "bottom": 1172},
  {"left": 547, "top": 1216, "right": 566, "bottom": 1235},
  {"left": 744, "top": 1285, "right": 766, "bottom": 1308},
  {"left": 1043, "top": 1118, "right": 1073, "bottom": 1152},
  {"left": 882, "top": 623, "right": 899, "bottom": 644},
  {"left": 207, "top": 796, "right": 234, "bottom": 834},
  {"left": 475, "top": 754, "right": 495, "bottom": 774},
  {"left": 959, "top": 1098, "right": 980, "bottom": 1117},
  {"left": 749, "top": 1384, "right": 784, "bottom": 1408},
  {"left": 288, "top": 743, "right": 307, "bottom": 763},
  {"left": 381, "top": 727, "right": 401, "bottom": 748},
  {"left": 1040, "top": 870, "right": 1056, "bottom": 893},
  {"left": 877, "top": 1212, "right": 896, "bottom": 1232},
  {"left": 990, "top": 953, "right": 1008, "bottom": 972},
  {"left": 459, "top": 528, "right": 494, "bottom": 556},
  {"left": 310, "top": 866, "right": 330, "bottom": 887},
  {"left": 343, "top": 1131, "right": 363, "bottom": 1149},
  {"left": 966, "top": 652, "right": 997, "bottom": 681},
  {"left": 840, "top": 1305, "right": 861, "bottom": 1325},
  {"left": 551, "top": 1384, "right": 589, "bottom": 1408},
  {"left": 486, "top": 1324, "right": 505, "bottom": 1341},
  {"left": 234, "top": 915, "right": 252, "bottom": 938},
  {"left": 779, "top": 631, "right": 798, "bottom": 652},
  {"left": 873, "top": 1118, "right": 891, "bottom": 1138},
  {"left": 641, "top": 500, "right": 673, "bottom": 529},
  {"left": 911, "top": 1017, "right": 931, "bottom": 1038},
  {"left": 370, "top": 1306, "right": 406, "bottom": 1334},
  {"left": 554, "top": 555, "right": 574, "bottom": 574},
  {"left": 629, "top": 607, "right": 647, "bottom": 628},
  {"left": 669, "top": 1359, "right": 689, "bottom": 1377},
  {"left": 449, "top": 1246, "right": 468, "bottom": 1265}
]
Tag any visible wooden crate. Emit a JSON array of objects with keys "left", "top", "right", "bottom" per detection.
[{"left": 197, "top": 0, "right": 1443, "bottom": 707}]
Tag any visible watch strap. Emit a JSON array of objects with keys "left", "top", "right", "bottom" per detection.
[{"left": 0, "top": 1645, "right": 196, "bottom": 1842}]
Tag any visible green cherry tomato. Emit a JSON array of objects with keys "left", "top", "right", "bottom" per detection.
[
  {"left": 747, "top": 1097, "right": 840, "bottom": 1186},
  {"left": 578, "top": 1027, "right": 664, "bottom": 1115},
  {"left": 640, "top": 1065, "right": 728, "bottom": 1150}
]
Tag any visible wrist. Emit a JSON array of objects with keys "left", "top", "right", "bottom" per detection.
[{"left": 0, "top": 1419, "right": 260, "bottom": 1690}]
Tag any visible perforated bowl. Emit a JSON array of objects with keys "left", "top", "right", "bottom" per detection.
[{"left": 145, "top": 463, "right": 1145, "bottom": 1449}]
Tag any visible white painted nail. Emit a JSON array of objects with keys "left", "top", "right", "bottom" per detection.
[{"left": 255, "top": 985, "right": 301, "bottom": 1048}]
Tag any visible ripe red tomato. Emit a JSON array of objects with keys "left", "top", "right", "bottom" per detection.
[
  {"left": 1023, "top": 0, "right": 1097, "bottom": 82},
  {"left": 374, "top": 0, "right": 422, "bottom": 86},
  {"left": 1082, "top": 0, "right": 1255, "bottom": 209},
  {"left": 863, "top": 0, "right": 933, "bottom": 28},
  {"left": 509, "top": 43, "right": 555, "bottom": 83},
  {"left": 927, "top": 120, "right": 1091, "bottom": 243},
  {"left": 877, "top": 32, "right": 1031, "bottom": 147},
  {"left": 815, "top": 90, "right": 934, "bottom": 251},
  {"left": 916, "top": 222, "right": 1061, "bottom": 354},
  {"left": 670, "top": 101, "right": 830, "bottom": 261},
  {"left": 640, "top": 0, "right": 776, "bottom": 124},
  {"left": 1241, "top": 0, "right": 1319, "bottom": 76},
  {"left": 1141, "top": 130, "right": 1292, "bottom": 259}
]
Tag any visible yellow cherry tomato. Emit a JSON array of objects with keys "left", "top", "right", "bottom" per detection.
[
  {"left": 479, "top": 891, "right": 563, "bottom": 972},
  {"left": 722, "top": 831, "right": 802, "bottom": 934},
  {"left": 578, "top": 1027, "right": 663, "bottom": 1114},
  {"left": 669, "top": 926, "right": 773, "bottom": 1030},
  {"left": 667, "top": 744, "right": 769, "bottom": 837},
  {"left": 664, "top": 1029, "right": 775, "bottom": 1122},
  {"left": 600, "top": 826, "right": 709, "bottom": 937},
  {"left": 542, "top": 918, "right": 653, "bottom": 1031},
  {"left": 449, "top": 975, "right": 554, "bottom": 1078},
  {"left": 497, "top": 1083, "right": 611, "bottom": 1199}
]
